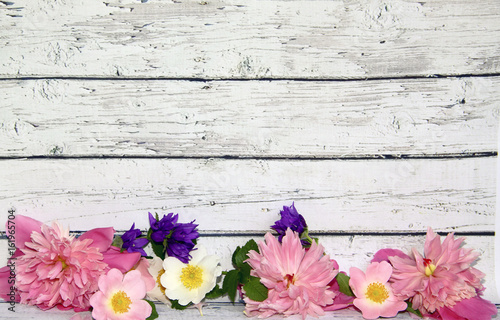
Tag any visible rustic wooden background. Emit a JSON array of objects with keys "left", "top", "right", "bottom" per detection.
[{"left": 1, "top": 0, "right": 499, "bottom": 318}]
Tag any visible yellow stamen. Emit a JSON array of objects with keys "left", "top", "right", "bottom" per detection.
[
  {"left": 180, "top": 265, "right": 203, "bottom": 290},
  {"left": 157, "top": 269, "right": 167, "bottom": 295},
  {"left": 365, "top": 282, "right": 389, "bottom": 304},
  {"left": 425, "top": 264, "right": 437, "bottom": 277},
  {"left": 111, "top": 291, "right": 132, "bottom": 314},
  {"left": 58, "top": 258, "right": 68, "bottom": 270}
]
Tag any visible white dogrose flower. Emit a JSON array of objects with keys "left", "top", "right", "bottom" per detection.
[
  {"left": 146, "top": 256, "right": 171, "bottom": 305},
  {"left": 160, "top": 245, "right": 222, "bottom": 305}
]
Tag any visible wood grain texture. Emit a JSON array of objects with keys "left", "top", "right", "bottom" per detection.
[
  {"left": 1, "top": 0, "right": 498, "bottom": 317},
  {"left": 1, "top": 0, "right": 499, "bottom": 78},
  {"left": 0, "top": 157, "right": 495, "bottom": 233},
  {"left": 1, "top": 77, "right": 498, "bottom": 158}
]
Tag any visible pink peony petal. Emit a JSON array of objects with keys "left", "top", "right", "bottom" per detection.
[
  {"left": 0, "top": 265, "right": 19, "bottom": 302},
  {"left": 436, "top": 306, "right": 467, "bottom": 320},
  {"left": 372, "top": 248, "right": 409, "bottom": 263},
  {"left": 78, "top": 227, "right": 115, "bottom": 252},
  {"left": 323, "top": 272, "right": 355, "bottom": 311},
  {"left": 443, "top": 295, "right": 498, "bottom": 320},
  {"left": 101, "top": 246, "right": 141, "bottom": 273},
  {"left": 11, "top": 215, "right": 43, "bottom": 250}
]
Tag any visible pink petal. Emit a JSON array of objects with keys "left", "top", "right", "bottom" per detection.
[
  {"left": 445, "top": 295, "right": 498, "bottom": 320},
  {"left": 78, "top": 227, "right": 115, "bottom": 252},
  {"left": 102, "top": 246, "right": 141, "bottom": 273},
  {"left": 348, "top": 267, "right": 367, "bottom": 298},
  {"left": 89, "top": 291, "right": 108, "bottom": 319},
  {"left": 11, "top": 215, "right": 43, "bottom": 250},
  {"left": 281, "top": 229, "right": 304, "bottom": 274},
  {"left": 371, "top": 248, "right": 409, "bottom": 263},
  {"left": 134, "top": 258, "right": 156, "bottom": 292},
  {"left": 323, "top": 273, "right": 355, "bottom": 311},
  {"left": 365, "top": 261, "right": 393, "bottom": 284},
  {"left": 98, "top": 268, "right": 124, "bottom": 295},
  {"left": 424, "top": 227, "right": 444, "bottom": 261},
  {"left": 0, "top": 265, "right": 19, "bottom": 302},
  {"left": 123, "top": 299, "right": 152, "bottom": 320},
  {"left": 353, "top": 298, "right": 382, "bottom": 319},
  {"left": 436, "top": 306, "right": 467, "bottom": 320},
  {"left": 121, "top": 270, "right": 147, "bottom": 300}
]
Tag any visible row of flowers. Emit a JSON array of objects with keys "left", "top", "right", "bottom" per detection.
[{"left": 0, "top": 204, "right": 497, "bottom": 320}]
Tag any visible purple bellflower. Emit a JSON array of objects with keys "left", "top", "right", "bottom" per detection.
[
  {"left": 121, "top": 223, "right": 149, "bottom": 256},
  {"left": 166, "top": 221, "right": 199, "bottom": 263},
  {"left": 271, "top": 203, "right": 309, "bottom": 245},
  {"left": 149, "top": 212, "right": 177, "bottom": 243}
]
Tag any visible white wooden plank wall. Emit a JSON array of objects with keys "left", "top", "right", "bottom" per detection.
[{"left": 1, "top": 0, "right": 499, "bottom": 318}]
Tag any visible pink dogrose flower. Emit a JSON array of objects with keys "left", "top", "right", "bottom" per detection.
[
  {"left": 0, "top": 215, "right": 141, "bottom": 311},
  {"left": 244, "top": 229, "right": 339, "bottom": 319},
  {"left": 131, "top": 258, "right": 156, "bottom": 293},
  {"left": 349, "top": 261, "right": 407, "bottom": 319},
  {"left": 90, "top": 268, "right": 152, "bottom": 320},
  {"left": 387, "top": 228, "right": 497, "bottom": 319}
]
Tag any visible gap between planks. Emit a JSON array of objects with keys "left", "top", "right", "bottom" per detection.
[{"left": 2, "top": 73, "right": 500, "bottom": 82}]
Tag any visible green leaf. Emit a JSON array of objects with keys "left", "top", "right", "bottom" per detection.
[
  {"left": 222, "top": 269, "right": 240, "bottom": 303},
  {"left": 150, "top": 240, "right": 165, "bottom": 260},
  {"left": 145, "top": 300, "right": 159, "bottom": 320},
  {"left": 231, "top": 246, "right": 241, "bottom": 266},
  {"left": 205, "top": 284, "right": 225, "bottom": 299},
  {"left": 170, "top": 299, "right": 190, "bottom": 310},
  {"left": 406, "top": 301, "right": 423, "bottom": 318},
  {"left": 239, "top": 262, "right": 252, "bottom": 284},
  {"left": 233, "top": 239, "right": 258, "bottom": 268},
  {"left": 111, "top": 235, "right": 124, "bottom": 249},
  {"left": 336, "top": 273, "right": 355, "bottom": 297},
  {"left": 243, "top": 276, "right": 268, "bottom": 302}
]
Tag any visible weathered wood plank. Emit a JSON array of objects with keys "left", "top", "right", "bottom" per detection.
[
  {"left": 0, "top": 157, "right": 495, "bottom": 233},
  {"left": 0, "top": 235, "right": 497, "bottom": 304},
  {"left": 1, "top": 77, "right": 498, "bottom": 158},
  {"left": 1, "top": 0, "right": 499, "bottom": 78}
]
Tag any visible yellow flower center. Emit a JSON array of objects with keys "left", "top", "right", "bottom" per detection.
[
  {"left": 180, "top": 265, "right": 203, "bottom": 290},
  {"left": 425, "top": 263, "right": 437, "bottom": 277},
  {"left": 157, "top": 269, "right": 167, "bottom": 295},
  {"left": 59, "top": 258, "right": 68, "bottom": 270},
  {"left": 423, "top": 258, "right": 437, "bottom": 277},
  {"left": 110, "top": 290, "right": 132, "bottom": 314},
  {"left": 365, "top": 282, "right": 389, "bottom": 304}
]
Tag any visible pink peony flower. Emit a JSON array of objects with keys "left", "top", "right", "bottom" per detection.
[
  {"left": 349, "top": 261, "right": 407, "bottom": 319},
  {"left": 244, "top": 229, "right": 339, "bottom": 319},
  {"left": 0, "top": 215, "right": 141, "bottom": 311},
  {"left": 90, "top": 268, "right": 152, "bottom": 320},
  {"left": 16, "top": 220, "right": 108, "bottom": 311},
  {"left": 387, "top": 228, "right": 497, "bottom": 319}
]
